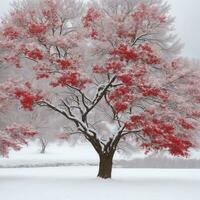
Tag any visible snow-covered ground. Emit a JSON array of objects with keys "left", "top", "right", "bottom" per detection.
[
  {"left": 0, "top": 142, "right": 99, "bottom": 168},
  {"left": 1, "top": 141, "right": 200, "bottom": 168},
  {"left": 0, "top": 166, "right": 200, "bottom": 200},
  {"left": 1, "top": 142, "right": 200, "bottom": 200}
]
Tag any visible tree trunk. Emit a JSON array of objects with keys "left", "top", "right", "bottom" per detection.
[
  {"left": 39, "top": 138, "right": 48, "bottom": 154},
  {"left": 40, "top": 145, "right": 46, "bottom": 154},
  {"left": 97, "top": 153, "right": 114, "bottom": 179}
]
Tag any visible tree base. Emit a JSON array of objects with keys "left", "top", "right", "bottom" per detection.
[{"left": 97, "top": 153, "right": 113, "bottom": 179}]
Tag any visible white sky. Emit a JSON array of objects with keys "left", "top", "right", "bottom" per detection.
[{"left": 0, "top": 0, "right": 199, "bottom": 59}]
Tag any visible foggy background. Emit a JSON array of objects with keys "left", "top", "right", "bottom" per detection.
[{"left": 0, "top": 0, "right": 199, "bottom": 59}]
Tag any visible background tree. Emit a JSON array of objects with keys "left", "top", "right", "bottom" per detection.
[
  {"left": 1, "top": 0, "right": 200, "bottom": 178},
  {"left": 0, "top": 78, "right": 37, "bottom": 156},
  {"left": 0, "top": 64, "right": 63, "bottom": 155},
  {"left": 27, "top": 109, "right": 65, "bottom": 154}
]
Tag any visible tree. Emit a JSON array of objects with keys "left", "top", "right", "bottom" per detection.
[
  {"left": 0, "top": 79, "right": 37, "bottom": 156},
  {"left": 0, "top": 123, "right": 38, "bottom": 157},
  {"left": 26, "top": 109, "right": 66, "bottom": 154},
  {"left": 0, "top": 39, "right": 38, "bottom": 157},
  {"left": 1, "top": 0, "right": 200, "bottom": 178}
]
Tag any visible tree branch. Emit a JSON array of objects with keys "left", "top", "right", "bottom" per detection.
[{"left": 82, "top": 76, "right": 116, "bottom": 121}]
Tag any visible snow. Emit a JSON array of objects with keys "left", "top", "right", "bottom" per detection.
[
  {"left": 0, "top": 142, "right": 99, "bottom": 168},
  {"left": 0, "top": 166, "right": 199, "bottom": 200},
  {"left": 1, "top": 141, "right": 200, "bottom": 168},
  {"left": 0, "top": 142, "right": 200, "bottom": 200}
]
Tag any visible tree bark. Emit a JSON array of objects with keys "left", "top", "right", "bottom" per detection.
[
  {"left": 97, "top": 152, "right": 114, "bottom": 179},
  {"left": 40, "top": 145, "right": 46, "bottom": 154},
  {"left": 39, "top": 138, "right": 48, "bottom": 154}
]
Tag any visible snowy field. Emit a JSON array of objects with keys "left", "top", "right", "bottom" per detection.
[
  {"left": 1, "top": 141, "right": 200, "bottom": 168},
  {"left": 0, "top": 142, "right": 99, "bottom": 168},
  {"left": 0, "top": 166, "right": 200, "bottom": 200},
  {"left": 0, "top": 143, "right": 200, "bottom": 200},
  {"left": 0, "top": 142, "right": 200, "bottom": 200}
]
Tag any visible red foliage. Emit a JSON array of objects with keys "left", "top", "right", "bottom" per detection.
[
  {"left": 118, "top": 74, "right": 133, "bottom": 86},
  {"left": 179, "top": 119, "right": 195, "bottom": 130},
  {"left": 0, "top": 80, "right": 18, "bottom": 112},
  {"left": 51, "top": 72, "right": 91, "bottom": 89},
  {"left": 124, "top": 115, "right": 144, "bottom": 131},
  {"left": 93, "top": 65, "right": 107, "bottom": 74},
  {"left": 82, "top": 8, "right": 101, "bottom": 27},
  {"left": 36, "top": 73, "right": 49, "bottom": 79},
  {"left": 28, "top": 23, "right": 46, "bottom": 34},
  {"left": 167, "top": 137, "right": 192, "bottom": 156},
  {"left": 141, "top": 136, "right": 193, "bottom": 156},
  {"left": 57, "top": 72, "right": 79, "bottom": 87},
  {"left": 159, "top": 16, "right": 166, "bottom": 23},
  {"left": 41, "top": 0, "right": 60, "bottom": 27},
  {"left": 106, "top": 61, "right": 123, "bottom": 73},
  {"left": 131, "top": 115, "right": 145, "bottom": 125},
  {"left": 113, "top": 101, "right": 128, "bottom": 113},
  {"left": 5, "top": 123, "right": 38, "bottom": 137},
  {"left": 132, "top": 3, "right": 166, "bottom": 25},
  {"left": 3, "top": 26, "right": 19, "bottom": 40},
  {"left": 139, "top": 83, "right": 168, "bottom": 100},
  {"left": 108, "top": 86, "right": 130, "bottom": 100},
  {"left": 133, "top": 65, "right": 146, "bottom": 78},
  {"left": 0, "top": 133, "right": 21, "bottom": 157},
  {"left": 90, "top": 28, "right": 98, "bottom": 39},
  {"left": 138, "top": 44, "right": 161, "bottom": 65},
  {"left": 14, "top": 83, "right": 43, "bottom": 111},
  {"left": 117, "top": 26, "right": 136, "bottom": 39},
  {"left": 111, "top": 43, "right": 161, "bottom": 66},
  {"left": 42, "top": 9, "right": 51, "bottom": 18},
  {"left": 1, "top": 0, "right": 198, "bottom": 160},
  {"left": 112, "top": 44, "right": 138, "bottom": 61},
  {"left": 171, "top": 59, "right": 179, "bottom": 69},
  {"left": 131, "top": 4, "right": 148, "bottom": 23},
  {"left": 121, "top": 94, "right": 134, "bottom": 103},
  {"left": 191, "top": 111, "right": 200, "bottom": 118},
  {"left": 33, "top": 64, "right": 51, "bottom": 79},
  {"left": 0, "top": 123, "right": 38, "bottom": 157},
  {"left": 123, "top": 111, "right": 194, "bottom": 156},
  {"left": 124, "top": 122, "right": 135, "bottom": 130},
  {"left": 141, "top": 117, "right": 192, "bottom": 156},
  {"left": 25, "top": 48, "right": 43, "bottom": 60},
  {"left": 56, "top": 59, "right": 72, "bottom": 70},
  {"left": 4, "top": 55, "right": 21, "bottom": 68}
]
